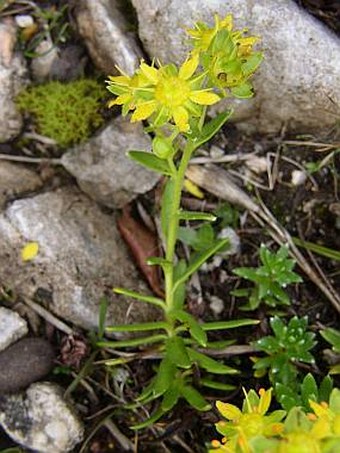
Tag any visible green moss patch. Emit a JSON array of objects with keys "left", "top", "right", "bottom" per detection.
[{"left": 16, "top": 79, "right": 107, "bottom": 148}]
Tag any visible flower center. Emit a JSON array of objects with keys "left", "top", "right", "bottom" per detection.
[{"left": 155, "top": 76, "right": 190, "bottom": 107}]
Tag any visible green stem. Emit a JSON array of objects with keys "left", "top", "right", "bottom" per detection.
[{"left": 164, "top": 142, "right": 195, "bottom": 314}]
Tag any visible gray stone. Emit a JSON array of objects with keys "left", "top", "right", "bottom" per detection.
[
  {"left": 0, "top": 186, "right": 159, "bottom": 330},
  {"left": 0, "top": 307, "right": 28, "bottom": 352},
  {"left": 0, "top": 338, "right": 55, "bottom": 393},
  {"left": 75, "top": 0, "right": 143, "bottom": 74},
  {"left": 131, "top": 0, "right": 340, "bottom": 134},
  {"left": 61, "top": 116, "right": 160, "bottom": 208},
  {"left": 0, "top": 382, "right": 84, "bottom": 452},
  {"left": 30, "top": 36, "right": 59, "bottom": 83},
  {"left": 0, "top": 19, "right": 28, "bottom": 142},
  {"left": 0, "top": 161, "right": 43, "bottom": 209}
]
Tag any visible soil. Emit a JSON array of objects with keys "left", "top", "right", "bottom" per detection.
[{"left": 0, "top": 1, "right": 339, "bottom": 452}]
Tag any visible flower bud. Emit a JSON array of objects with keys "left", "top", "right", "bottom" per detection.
[{"left": 152, "top": 136, "right": 174, "bottom": 159}]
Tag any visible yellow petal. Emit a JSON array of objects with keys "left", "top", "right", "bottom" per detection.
[
  {"left": 179, "top": 54, "right": 199, "bottom": 80},
  {"left": 107, "top": 75, "right": 131, "bottom": 86},
  {"left": 109, "top": 93, "right": 131, "bottom": 106},
  {"left": 139, "top": 63, "right": 159, "bottom": 84},
  {"left": 309, "top": 400, "right": 330, "bottom": 418},
  {"left": 258, "top": 388, "right": 272, "bottom": 415},
  {"left": 184, "top": 178, "right": 204, "bottom": 199},
  {"left": 216, "top": 401, "right": 242, "bottom": 421},
  {"left": 21, "top": 242, "right": 39, "bottom": 261},
  {"left": 131, "top": 101, "right": 157, "bottom": 122},
  {"left": 219, "top": 14, "right": 233, "bottom": 31},
  {"left": 173, "top": 106, "right": 189, "bottom": 132},
  {"left": 189, "top": 90, "right": 220, "bottom": 105}
]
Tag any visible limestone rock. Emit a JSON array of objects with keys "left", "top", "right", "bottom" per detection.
[
  {"left": 131, "top": 0, "right": 340, "bottom": 134},
  {"left": 0, "top": 186, "right": 158, "bottom": 330},
  {"left": 0, "top": 307, "right": 28, "bottom": 352},
  {"left": 0, "top": 382, "right": 84, "bottom": 452},
  {"left": 61, "top": 116, "right": 160, "bottom": 208},
  {"left": 0, "top": 19, "right": 28, "bottom": 142},
  {"left": 0, "top": 338, "right": 55, "bottom": 393},
  {"left": 0, "top": 161, "right": 43, "bottom": 209},
  {"left": 74, "top": 0, "right": 142, "bottom": 74}
]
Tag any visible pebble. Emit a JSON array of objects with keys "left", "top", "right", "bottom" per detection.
[
  {"left": 0, "top": 307, "right": 28, "bottom": 352},
  {"left": 0, "top": 337, "right": 55, "bottom": 393}
]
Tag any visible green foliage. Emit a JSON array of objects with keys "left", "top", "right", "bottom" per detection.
[
  {"left": 101, "top": 14, "right": 262, "bottom": 429},
  {"left": 254, "top": 316, "right": 317, "bottom": 411},
  {"left": 16, "top": 79, "right": 106, "bottom": 147},
  {"left": 232, "top": 245, "right": 302, "bottom": 310},
  {"left": 321, "top": 327, "right": 340, "bottom": 353},
  {"left": 210, "top": 387, "right": 340, "bottom": 453}
]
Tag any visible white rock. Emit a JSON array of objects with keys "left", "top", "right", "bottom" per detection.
[
  {"left": 0, "top": 382, "right": 84, "bottom": 453},
  {"left": 0, "top": 187, "right": 159, "bottom": 331},
  {"left": 0, "top": 307, "right": 28, "bottom": 352},
  {"left": 131, "top": 0, "right": 340, "bottom": 134},
  {"left": 0, "top": 161, "right": 43, "bottom": 209},
  {"left": 30, "top": 37, "right": 59, "bottom": 82},
  {"left": 0, "top": 19, "right": 28, "bottom": 142},
  {"left": 61, "top": 116, "right": 160, "bottom": 208},
  {"left": 245, "top": 156, "right": 268, "bottom": 174},
  {"left": 291, "top": 169, "right": 307, "bottom": 186},
  {"left": 209, "top": 295, "right": 224, "bottom": 315},
  {"left": 15, "top": 15, "right": 34, "bottom": 28},
  {"left": 75, "top": 0, "right": 143, "bottom": 74}
]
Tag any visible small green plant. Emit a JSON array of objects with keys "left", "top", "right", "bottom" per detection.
[
  {"left": 232, "top": 245, "right": 302, "bottom": 310},
  {"left": 210, "top": 387, "right": 340, "bottom": 453},
  {"left": 99, "top": 14, "right": 263, "bottom": 428},
  {"left": 253, "top": 316, "right": 317, "bottom": 411},
  {"left": 16, "top": 79, "right": 106, "bottom": 147}
]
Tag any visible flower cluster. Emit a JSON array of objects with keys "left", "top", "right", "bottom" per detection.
[
  {"left": 210, "top": 388, "right": 340, "bottom": 453},
  {"left": 210, "top": 388, "right": 285, "bottom": 452},
  {"left": 107, "top": 55, "right": 219, "bottom": 132},
  {"left": 107, "top": 14, "right": 262, "bottom": 133},
  {"left": 187, "top": 14, "right": 262, "bottom": 98}
]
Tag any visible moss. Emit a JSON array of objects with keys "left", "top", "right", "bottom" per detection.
[{"left": 16, "top": 79, "right": 107, "bottom": 148}]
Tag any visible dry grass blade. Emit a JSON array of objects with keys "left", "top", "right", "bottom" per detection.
[{"left": 186, "top": 164, "right": 340, "bottom": 314}]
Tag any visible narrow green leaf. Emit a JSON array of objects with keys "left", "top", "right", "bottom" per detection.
[
  {"left": 178, "top": 210, "right": 217, "bottom": 222},
  {"left": 180, "top": 385, "right": 211, "bottom": 411},
  {"left": 166, "top": 336, "right": 191, "bottom": 369},
  {"left": 200, "top": 378, "right": 236, "bottom": 391},
  {"left": 193, "top": 110, "right": 233, "bottom": 149},
  {"left": 113, "top": 287, "right": 165, "bottom": 310},
  {"left": 292, "top": 237, "right": 340, "bottom": 261},
  {"left": 202, "top": 319, "right": 259, "bottom": 331},
  {"left": 128, "top": 150, "right": 173, "bottom": 176},
  {"left": 131, "top": 407, "right": 165, "bottom": 430},
  {"left": 319, "top": 375, "right": 333, "bottom": 403},
  {"left": 154, "top": 356, "right": 177, "bottom": 396},
  {"left": 105, "top": 321, "right": 170, "bottom": 333},
  {"left": 161, "top": 382, "right": 181, "bottom": 412},
  {"left": 97, "top": 333, "right": 166, "bottom": 349},
  {"left": 301, "top": 373, "right": 318, "bottom": 408},
  {"left": 171, "top": 309, "right": 207, "bottom": 347},
  {"left": 172, "top": 238, "right": 229, "bottom": 293},
  {"left": 188, "top": 348, "right": 238, "bottom": 374},
  {"left": 98, "top": 297, "right": 109, "bottom": 340},
  {"left": 321, "top": 328, "right": 340, "bottom": 352}
]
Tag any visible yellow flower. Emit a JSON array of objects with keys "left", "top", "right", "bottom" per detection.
[
  {"left": 107, "top": 55, "right": 220, "bottom": 132},
  {"left": 187, "top": 14, "right": 262, "bottom": 98},
  {"left": 187, "top": 14, "right": 233, "bottom": 53},
  {"left": 214, "top": 389, "right": 285, "bottom": 453}
]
